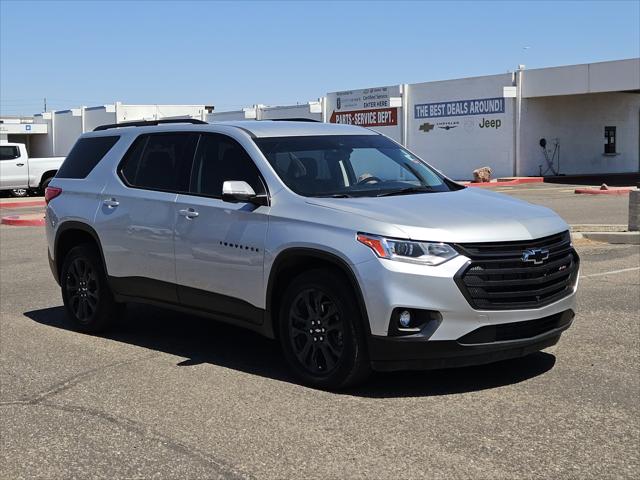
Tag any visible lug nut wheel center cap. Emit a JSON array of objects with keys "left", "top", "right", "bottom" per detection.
[{"left": 310, "top": 320, "right": 326, "bottom": 342}]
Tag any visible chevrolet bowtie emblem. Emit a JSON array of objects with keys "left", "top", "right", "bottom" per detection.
[{"left": 521, "top": 248, "right": 550, "bottom": 264}]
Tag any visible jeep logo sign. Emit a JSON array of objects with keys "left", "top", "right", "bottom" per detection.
[{"left": 479, "top": 117, "right": 501, "bottom": 129}]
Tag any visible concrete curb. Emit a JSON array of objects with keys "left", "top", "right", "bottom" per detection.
[
  {"left": 574, "top": 187, "right": 635, "bottom": 195},
  {"left": 574, "top": 231, "right": 640, "bottom": 245},
  {"left": 1, "top": 214, "right": 46, "bottom": 227},
  {"left": 570, "top": 224, "right": 627, "bottom": 232},
  {"left": 0, "top": 200, "right": 46, "bottom": 209}
]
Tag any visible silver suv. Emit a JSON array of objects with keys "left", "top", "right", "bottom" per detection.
[{"left": 45, "top": 119, "right": 579, "bottom": 389}]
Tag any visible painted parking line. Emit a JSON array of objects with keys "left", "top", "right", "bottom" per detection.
[{"left": 581, "top": 267, "right": 640, "bottom": 279}]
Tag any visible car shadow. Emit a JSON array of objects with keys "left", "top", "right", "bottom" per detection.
[{"left": 24, "top": 304, "right": 556, "bottom": 398}]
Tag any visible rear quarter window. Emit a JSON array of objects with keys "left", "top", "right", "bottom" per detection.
[{"left": 56, "top": 136, "right": 120, "bottom": 179}]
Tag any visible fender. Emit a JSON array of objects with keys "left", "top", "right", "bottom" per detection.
[
  {"left": 265, "top": 247, "right": 372, "bottom": 336},
  {"left": 53, "top": 221, "right": 108, "bottom": 284}
]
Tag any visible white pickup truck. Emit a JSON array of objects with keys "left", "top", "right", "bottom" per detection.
[{"left": 0, "top": 142, "right": 65, "bottom": 197}]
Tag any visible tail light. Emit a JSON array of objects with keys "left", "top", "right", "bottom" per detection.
[{"left": 45, "top": 186, "right": 62, "bottom": 204}]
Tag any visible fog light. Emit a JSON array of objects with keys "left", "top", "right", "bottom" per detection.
[{"left": 399, "top": 310, "right": 411, "bottom": 328}]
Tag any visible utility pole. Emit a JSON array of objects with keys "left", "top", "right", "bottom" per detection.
[{"left": 44, "top": 97, "right": 47, "bottom": 112}]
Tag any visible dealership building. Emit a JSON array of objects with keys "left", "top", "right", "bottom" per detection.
[
  {"left": 0, "top": 103, "right": 212, "bottom": 158},
  {"left": 1, "top": 58, "right": 638, "bottom": 180}
]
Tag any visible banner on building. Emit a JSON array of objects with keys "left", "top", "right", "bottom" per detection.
[
  {"left": 327, "top": 85, "right": 401, "bottom": 128},
  {"left": 414, "top": 97, "right": 505, "bottom": 119},
  {"left": 330, "top": 107, "right": 398, "bottom": 127}
]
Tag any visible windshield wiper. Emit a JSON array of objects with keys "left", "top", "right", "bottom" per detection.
[
  {"left": 309, "top": 193, "right": 352, "bottom": 198},
  {"left": 377, "top": 186, "right": 433, "bottom": 197}
]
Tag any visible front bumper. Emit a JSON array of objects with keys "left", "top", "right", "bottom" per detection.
[
  {"left": 368, "top": 309, "right": 574, "bottom": 371},
  {"left": 355, "top": 254, "right": 578, "bottom": 338}
]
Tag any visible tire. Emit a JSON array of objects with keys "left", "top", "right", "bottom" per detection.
[
  {"left": 60, "top": 244, "right": 121, "bottom": 333},
  {"left": 9, "top": 188, "right": 29, "bottom": 198},
  {"left": 39, "top": 176, "right": 53, "bottom": 194},
  {"left": 278, "top": 269, "right": 371, "bottom": 389}
]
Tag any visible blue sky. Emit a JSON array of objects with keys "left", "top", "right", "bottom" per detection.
[{"left": 1, "top": 0, "right": 638, "bottom": 115}]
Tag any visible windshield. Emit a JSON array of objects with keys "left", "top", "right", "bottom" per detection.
[{"left": 254, "top": 135, "right": 459, "bottom": 197}]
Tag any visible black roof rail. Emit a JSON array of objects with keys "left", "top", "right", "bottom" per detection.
[
  {"left": 268, "top": 118, "right": 320, "bottom": 122},
  {"left": 93, "top": 118, "right": 207, "bottom": 131}
]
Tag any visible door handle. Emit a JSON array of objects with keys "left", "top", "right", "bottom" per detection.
[
  {"left": 16, "top": 163, "right": 24, "bottom": 167},
  {"left": 179, "top": 208, "right": 199, "bottom": 219},
  {"left": 103, "top": 198, "right": 120, "bottom": 208}
]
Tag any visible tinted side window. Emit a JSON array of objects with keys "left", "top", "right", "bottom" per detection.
[
  {"left": 190, "top": 134, "right": 265, "bottom": 197},
  {"left": 0, "top": 146, "right": 20, "bottom": 160},
  {"left": 120, "top": 133, "right": 198, "bottom": 192},
  {"left": 57, "top": 136, "right": 119, "bottom": 178}
]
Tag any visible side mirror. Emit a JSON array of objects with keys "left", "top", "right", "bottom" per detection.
[{"left": 222, "top": 181, "right": 268, "bottom": 206}]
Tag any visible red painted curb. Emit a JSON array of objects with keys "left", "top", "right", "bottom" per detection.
[
  {"left": 574, "top": 188, "right": 635, "bottom": 195},
  {"left": 497, "top": 177, "right": 545, "bottom": 184},
  {"left": 467, "top": 179, "right": 542, "bottom": 187},
  {"left": 1, "top": 214, "right": 46, "bottom": 226},
  {"left": 0, "top": 200, "right": 46, "bottom": 209}
]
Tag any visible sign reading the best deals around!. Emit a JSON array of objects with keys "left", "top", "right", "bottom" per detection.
[
  {"left": 329, "top": 86, "right": 399, "bottom": 127},
  {"left": 414, "top": 97, "right": 505, "bottom": 119}
]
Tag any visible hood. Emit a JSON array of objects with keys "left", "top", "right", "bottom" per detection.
[{"left": 305, "top": 187, "right": 568, "bottom": 243}]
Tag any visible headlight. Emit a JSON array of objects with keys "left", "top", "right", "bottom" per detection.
[{"left": 356, "top": 233, "right": 458, "bottom": 266}]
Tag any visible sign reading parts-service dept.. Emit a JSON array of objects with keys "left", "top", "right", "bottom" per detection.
[
  {"left": 326, "top": 85, "right": 402, "bottom": 130},
  {"left": 414, "top": 97, "right": 505, "bottom": 119}
]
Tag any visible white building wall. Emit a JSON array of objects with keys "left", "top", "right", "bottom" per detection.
[
  {"left": 30, "top": 113, "right": 55, "bottom": 157},
  {"left": 116, "top": 104, "right": 206, "bottom": 122},
  {"left": 28, "top": 103, "right": 209, "bottom": 157},
  {"left": 406, "top": 74, "right": 515, "bottom": 180},
  {"left": 520, "top": 92, "right": 640, "bottom": 175},
  {"left": 84, "top": 105, "right": 117, "bottom": 132},
  {"left": 53, "top": 109, "right": 83, "bottom": 156},
  {"left": 207, "top": 103, "right": 322, "bottom": 122},
  {"left": 207, "top": 110, "right": 247, "bottom": 122},
  {"left": 523, "top": 58, "right": 640, "bottom": 98},
  {"left": 259, "top": 104, "right": 322, "bottom": 121}
]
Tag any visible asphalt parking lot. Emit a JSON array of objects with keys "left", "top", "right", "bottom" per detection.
[
  {"left": 486, "top": 182, "right": 630, "bottom": 225},
  {"left": 1, "top": 185, "right": 639, "bottom": 479}
]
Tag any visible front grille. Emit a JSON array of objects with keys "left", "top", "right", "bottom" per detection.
[{"left": 454, "top": 231, "right": 579, "bottom": 310}]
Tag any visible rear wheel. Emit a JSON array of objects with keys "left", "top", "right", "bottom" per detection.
[
  {"left": 9, "top": 188, "right": 28, "bottom": 197},
  {"left": 60, "top": 244, "right": 121, "bottom": 333},
  {"left": 39, "top": 176, "right": 54, "bottom": 194},
  {"left": 279, "top": 269, "right": 371, "bottom": 389}
]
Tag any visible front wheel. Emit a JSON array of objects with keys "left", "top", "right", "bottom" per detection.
[
  {"left": 279, "top": 269, "right": 371, "bottom": 389},
  {"left": 60, "top": 244, "right": 122, "bottom": 333}
]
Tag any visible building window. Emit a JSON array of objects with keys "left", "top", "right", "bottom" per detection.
[{"left": 604, "top": 126, "right": 617, "bottom": 154}]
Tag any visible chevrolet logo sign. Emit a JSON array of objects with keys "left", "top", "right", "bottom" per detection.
[
  {"left": 522, "top": 248, "right": 550, "bottom": 264},
  {"left": 419, "top": 122, "right": 435, "bottom": 133}
]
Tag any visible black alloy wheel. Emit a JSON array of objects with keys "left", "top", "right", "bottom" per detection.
[
  {"left": 288, "top": 288, "right": 345, "bottom": 375},
  {"left": 60, "top": 244, "right": 122, "bottom": 333},
  {"left": 65, "top": 257, "right": 99, "bottom": 323},
  {"left": 279, "top": 269, "right": 371, "bottom": 389}
]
